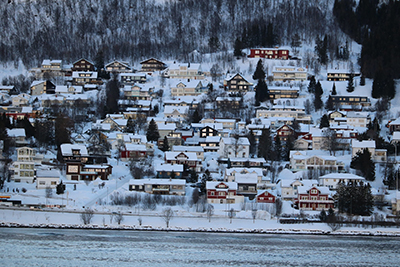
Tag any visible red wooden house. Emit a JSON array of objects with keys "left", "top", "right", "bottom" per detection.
[
  {"left": 248, "top": 48, "right": 290, "bottom": 59},
  {"left": 275, "top": 124, "right": 296, "bottom": 141},
  {"left": 206, "top": 181, "right": 238, "bottom": 204},
  {"left": 256, "top": 191, "right": 276, "bottom": 203},
  {"left": 295, "top": 186, "right": 334, "bottom": 211}
]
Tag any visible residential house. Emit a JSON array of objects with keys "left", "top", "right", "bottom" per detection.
[
  {"left": 280, "top": 179, "right": 318, "bottom": 201},
  {"left": 215, "top": 97, "right": 242, "bottom": 111},
  {"left": 120, "top": 73, "right": 146, "bottom": 85},
  {"left": 129, "top": 178, "right": 186, "bottom": 195},
  {"left": 164, "top": 151, "right": 201, "bottom": 172},
  {"left": 256, "top": 191, "right": 276, "bottom": 203},
  {"left": 268, "top": 86, "right": 300, "bottom": 99},
  {"left": 164, "top": 106, "right": 189, "bottom": 121},
  {"left": 199, "top": 125, "right": 220, "bottom": 138},
  {"left": 223, "top": 73, "right": 253, "bottom": 93},
  {"left": 206, "top": 181, "right": 243, "bottom": 204},
  {"left": 289, "top": 151, "right": 345, "bottom": 172},
  {"left": 123, "top": 84, "right": 153, "bottom": 101},
  {"left": 330, "top": 96, "right": 371, "bottom": 108},
  {"left": 172, "top": 145, "right": 204, "bottom": 161},
  {"left": 248, "top": 48, "right": 290, "bottom": 59},
  {"left": 275, "top": 124, "right": 296, "bottom": 141},
  {"left": 389, "top": 118, "right": 400, "bottom": 134},
  {"left": 295, "top": 186, "right": 334, "bottom": 211},
  {"left": 351, "top": 140, "right": 387, "bottom": 162},
  {"left": 256, "top": 106, "right": 312, "bottom": 124},
  {"left": 327, "top": 69, "right": 360, "bottom": 81},
  {"left": 66, "top": 162, "right": 112, "bottom": 181},
  {"left": 235, "top": 173, "right": 258, "bottom": 198},
  {"left": 225, "top": 168, "right": 263, "bottom": 184},
  {"left": 140, "top": 58, "right": 167, "bottom": 72},
  {"left": 272, "top": 66, "right": 307, "bottom": 81},
  {"left": 41, "top": 59, "right": 62, "bottom": 72},
  {"left": 318, "top": 173, "right": 365, "bottom": 190},
  {"left": 10, "top": 161, "right": 35, "bottom": 183},
  {"left": 59, "top": 143, "right": 89, "bottom": 163},
  {"left": 55, "top": 85, "right": 83, "bottom": 95},
  {"left": 346, "top": 112, "right": 370, "bottom": 128},
  {"left": 328, "top": 110, "right": 347, "bottom": 124},
  {"left": 218, "top": 137, "right": 250, "bottom": 158},
  {"left": 12, "top": 93, "right": 30, "bottom": 107},
  {"left": 157, "top": 123, "right": 177, "bottom": 139},
  {"left": 155, "top": 163, "right": 184, "bottom": 179},
  {"left": 7, "top": 128, "right": 27, "bottom": 146},
  {"left": 36, "top": 169, "right": 61, "bottom": 189},
  {"left": 170, "top": 80, "right": 205, "bottom": 96},
  {"left": 162, "top": 63, "right": 204, "bottom": 80},
  {"left": 105, "top": 60, "right": 132, "bottom": 73},
  {"left": 120, "top": 144, "right": 148, "bottom": 161},
  {"left": 71, "top": 58, "right": 95, "bottom": 72},
  {"left": 72, "top": 71, "right": 98, "bottom": 85},
  {"left": 30, "top": 80, "right": 56, "bottom": 95}
]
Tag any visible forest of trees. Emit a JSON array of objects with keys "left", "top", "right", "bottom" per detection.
[
  {"left": 0, "top": 0, "right": 340, "bottom": 68},
  {"left": 333, "top": 0, "right": 400, "bottom": 81}
]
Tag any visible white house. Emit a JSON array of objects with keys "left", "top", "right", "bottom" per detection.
[
  {"left": 318, "top": 173, "right": 366, "bottom": 190},
  {"left": 218, "top": 137, "right": 250, "bottom": 158},
  {"left": 351, "top": 140, "right": 387, "bottom": 162},
  {"left": 36, "top": 169, "right": 61, "bottom": 189}
]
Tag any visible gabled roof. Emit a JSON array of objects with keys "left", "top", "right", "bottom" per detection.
[
  {"left": 72, "top": 58, "right": 94, "bottom": 65},
  {"left": 206, "top": 181, "right": 238, "bottom": 190},
  {"left": 60, "top": 143, "right": 88, "bottom": 156},
  {"left": 140, "top": 58, "right": 166, "bottom": 65}
]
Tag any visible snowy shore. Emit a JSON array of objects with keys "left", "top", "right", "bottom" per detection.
[{"left": 2, "top": 221, "right": 400, "bottom": 237}]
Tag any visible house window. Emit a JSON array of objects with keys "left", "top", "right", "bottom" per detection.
[{"left": 39, "top": 181, "right": 45, "bottom": 185}]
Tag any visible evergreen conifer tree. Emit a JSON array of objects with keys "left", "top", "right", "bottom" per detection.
[
  {"left": 233, "top": 37, "right": 243, "bottom": 57},
  {"left": 319, "top": 114, "right": 330, "bottom": 128},
  {"left": 161, "top": 136, "right": 170, "bottom": 152},
  {"left": 253, "top": 59, "right": 266, "bottom": 80},
  {"left": 346, "top": 74, "right": 354, "bottom": 92},
  {"left": 308, "top": 76, "right": 316, "bottom": 93},
  {"left": 350, "top": 148, "right": 375, "bottom": 181},
  {"left": 255, "top": 79, "right": 268, "bottom": 104},
  {"left": 331, "top": 82, "right": 337, "bottom": 95},
  {"left": 146, "top": 119, "right": 160, "bottom": 142},
  {"left": 257, "top": 129, "right": 272, "bottom": 160}
]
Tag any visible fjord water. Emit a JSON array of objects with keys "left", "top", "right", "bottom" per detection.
[{"left": 0, "top": 228, "right": 397, "bottom": 266}]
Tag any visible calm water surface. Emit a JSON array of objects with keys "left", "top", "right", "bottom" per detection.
[{"left": 0, "top": 228, "right": 398, "bottom": 266}]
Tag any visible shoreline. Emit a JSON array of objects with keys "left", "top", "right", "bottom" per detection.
[{"left": 2, "top": 222, "right": 400, "bottom": 237}]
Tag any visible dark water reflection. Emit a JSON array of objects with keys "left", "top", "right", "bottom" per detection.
[{"left": 0, "top": 228, "right": 398, "bottom": 266}]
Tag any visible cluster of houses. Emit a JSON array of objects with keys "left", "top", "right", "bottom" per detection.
[{"left": 2, "top": 47, "right": 397, "bottom": 214}]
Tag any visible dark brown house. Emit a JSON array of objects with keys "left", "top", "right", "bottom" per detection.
[
  {"left": 223, "top": 73, "right": 253, "bottom": 93},
  {"left": 140, "top": 58, "right": 167, "bottom": 72},
  {"left": 72, "top": 58, "right": 95, "bottom": 72}
]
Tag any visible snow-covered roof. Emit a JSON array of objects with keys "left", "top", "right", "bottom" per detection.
[
  {"left": 7, "top": 128, "right": 25, "bottom": 137},
  {"left": 221, "top": 137, "right": 250, "bottom": 146},
  {"left": 60, "top": 144, "right": 88, "bottom": 156},
  {"left": 165, "top": 151, "right": 199, "bottom": 161},
  {"left": 36, "top": 169, "right": 61, "bottom": 178},
  {"left": 206, "top": 181, "right": 238, "bottom": 190},
  {"left": 172, "top": 145, "right": 204, "bottom": 153},
  {"left": 319, "top": 173, "right": 365, "bottom": 181},
  {"left": 351, "top": 139, "right": 375, "bottom": 148},
  {"left": 155, "top": 163, "right": 184, "bottom": 172},
  {"left": 124, "top": 144, "right": 147, "bottom": 151},
  {"left": 129, "top": 178, "right": 186, "bottom": 185}
]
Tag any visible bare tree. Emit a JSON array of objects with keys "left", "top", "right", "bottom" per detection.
[
  {"left": 80, "top": 208, "right": 94, "bottom": 225},
  {"left": 206, "top": 204, "right": 214, "bottom": 222},
  {"left": 275, "top": 198, "right": 282, "bottom": 217},
  {"left": 114, "top": 212, "right": 124, "bottom": 225},
  {"left": 45, "top": 187, "right": 53, "bottom": 198},
  {"left": 323, "top": 128, "right": 339, "bottom": 156},
  {"left": 161, "top": 207, "right": 174, "bottom": 228},
  {"left": 228, "top": 208, "right": 235, "bottom": 224},
  {"left": 252, "top": 209, "right": 258, "bottom": 223}
]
